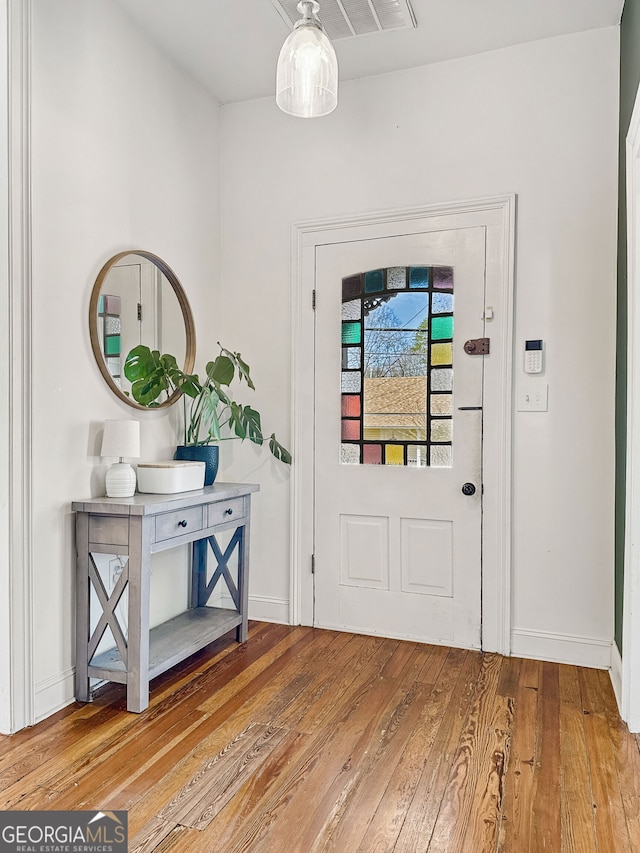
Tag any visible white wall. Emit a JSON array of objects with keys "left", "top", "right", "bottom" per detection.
[
  {"left": 219, "top": 27, "right": 620, "bottom": 664},
  {"left": 27, "top": 0, "right": 220, "bottom": 722}
]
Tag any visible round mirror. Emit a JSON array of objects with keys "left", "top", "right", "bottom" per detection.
[{"left": 89, "top": 251, "right": 196, "bottom": 409}]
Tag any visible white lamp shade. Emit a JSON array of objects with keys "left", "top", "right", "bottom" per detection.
[
  {"left": 276, "top": 18, "right": 338, "bottom": 118},
  {"left": 101, "top": 419, "right": 140, "bottom": 459}
]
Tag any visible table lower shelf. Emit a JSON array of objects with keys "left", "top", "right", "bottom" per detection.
[{"left": 88, "top": 606, "right": 242, "bottom": 684}]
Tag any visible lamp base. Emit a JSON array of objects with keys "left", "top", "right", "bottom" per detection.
[{"left": 105, "top": 462, "right": 137, "bottom": 498}]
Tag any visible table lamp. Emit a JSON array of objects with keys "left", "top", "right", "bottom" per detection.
[{"left": 101, "top": 419, "right": 140, "bottom": 497}]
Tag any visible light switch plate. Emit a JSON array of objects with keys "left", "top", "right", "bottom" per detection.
[{"left": 517, "top": 383, "right": 548, "bottom": 412}]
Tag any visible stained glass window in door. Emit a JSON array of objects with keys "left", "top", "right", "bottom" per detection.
[
  {"left": 98, "top": 294, "right": 122, "bottom": 389},
  {"left": 339, "top": 266, "right": 454, "bottom": 466}
]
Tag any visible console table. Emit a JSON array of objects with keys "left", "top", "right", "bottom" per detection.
[{"left": 73, "top": 482, "right": 259, "bottom": 713}]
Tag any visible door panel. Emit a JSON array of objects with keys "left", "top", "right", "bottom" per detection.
[
  {"left": 400, "top": 517, "right": 453, "bottom": 597},
  {"left": 313, "top": 227, "right": 486, "bottom": 648},
  {"left": 340, "top": 515, "right": 389, "bottom": 588}
]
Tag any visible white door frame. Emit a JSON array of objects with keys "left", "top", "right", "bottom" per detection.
[
  {"left": 622, "top": 84, "right": 640, "bottom": 732},
  {"left": 0, "top": 0, "right": 34, "bottom": 734},
  {"left": 289, "top": 195, "right": 516, "bottom": 655}
]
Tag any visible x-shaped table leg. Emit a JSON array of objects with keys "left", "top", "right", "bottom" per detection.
[
  {"left": 200, "top": 529, "right": 242, "bottom": 609},
  {"left": 88, "top": 555, "right": 129, "bottom": 666}
]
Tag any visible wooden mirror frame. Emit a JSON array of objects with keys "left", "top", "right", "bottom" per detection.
[{"left": 89, "top": 250, "right": 196, "bottom": 410}]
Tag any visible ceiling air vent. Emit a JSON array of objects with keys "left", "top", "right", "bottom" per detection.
[{"left": 270, "top": 0, "right": 417, "bottom": 40}]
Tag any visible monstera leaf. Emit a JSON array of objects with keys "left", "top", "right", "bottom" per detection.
[
  {"left": 199, "top": 386, "right": 222, "bottom": 442},
  {"left": 269, "top": 434, "right": 292, "bottom": 465},
  {"left": 124, "top": 347, "right": 167, "bottom": 406},
  {"left": 229, "top": 403, "right": 263, "bottom": 445},
  {"left": 218, "top": 344, "right": 255, "bottom": 390},
  {"left": 206, "top": 355, "right": 235, "bottom": 387},
  {"left": 124, "top": 346, "right": 200, "bottom": 406}
]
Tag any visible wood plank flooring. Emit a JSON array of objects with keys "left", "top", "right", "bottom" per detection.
[{"left": 1, "top": 622, "right": 640, "bottom": 852}]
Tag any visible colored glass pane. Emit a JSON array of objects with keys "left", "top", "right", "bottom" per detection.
[
  {"left": 431, "top": 445, "right": 452, "bottom": 467},
  {"left": 431, "top": 316, "right": 453, "bottom": 341},
  {"left": 431, "top": 420, "right": 452, "bottom": 442},
  {"left": 364, "top": 269, "right": 385, "bottom": 293},
  {"left": 385, "top": 444, "right": 404, "bottom": 465},
  {"left": 342, "top": 275, "right": 361, "bottom": 301},
  {"left": 387, "top": 267, "right": 407, "bottom": 289},
  {"left": 409, "top": 266, "right": 430, "bottom": 288},
  {"left": 342, "top": 299, "right": 361, "bottom": 320},
  {"left": 341, "top": 444, "right": 360, "bottom": 464},
  {"left": 342, "top": 322, "right": 361, "bottom": 344},
  {"left": 407, "top": 445, "right": 428, "bottom": 467},
  {"left": 103, "top": 294, "right": 121, "bottom": 314},
  {"left": 433, "top": 267, "right": 454, "bottom": 289},
  {"left": 342, "top": 372, "right": 361, "bottom": 393},
  {"left": 342, "top": 395, "right": 361, "bottom": 417},
  {"left": 104, "top": 316, "right": 121, "bottom": 335},
  {"left": 98, "top": 295, "right": 104, "bottom": 313},
  {"left": 342, "top": 419, "right": 360, "bottom": 440},
  {"left": 431, "top": 394, "right": 452, "bottom": 416},
  {"left": 432, "top": 292, "right": 454, "bottom": 314},
  {"left": 105, "top": 335, "right": 120, "bottom": 356},
  {"left": 341, "top": 347, "right": 361, "bottom": 369},
  {"left": 431, "top": 368, "right": 453, "bottom": 391},
  {"left": 363, "top": 444, "right": 382, "bottom": 464},
  {"left": 431, "top": 343, "right": 453, "bottom": 366}
]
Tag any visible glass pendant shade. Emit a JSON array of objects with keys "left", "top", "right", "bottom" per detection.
[{"left": 276, "top": 1, "right": 338, "bottom": 118}]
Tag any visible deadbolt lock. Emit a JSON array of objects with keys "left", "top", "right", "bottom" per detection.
[{"left": 464, "top": 337, "right": 490, "bottom": 355}]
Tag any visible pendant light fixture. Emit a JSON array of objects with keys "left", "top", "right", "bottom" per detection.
[{"left": 276, "top": 1, "right": 338, "bottom": 118}]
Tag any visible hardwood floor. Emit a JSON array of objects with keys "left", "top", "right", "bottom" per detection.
[{"left": 1, "top": 622, "right": 640, "bottom": 852}]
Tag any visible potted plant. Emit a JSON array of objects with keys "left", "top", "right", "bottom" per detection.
[{"left": 123, "top": 343, "right": 291, "bottom": 485}]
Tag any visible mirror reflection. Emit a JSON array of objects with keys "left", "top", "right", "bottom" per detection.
[{"left": 90, "top": 251, "right": 195, "bottom": 409}]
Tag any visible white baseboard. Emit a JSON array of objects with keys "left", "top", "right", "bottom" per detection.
[
  {"left": 610, "top": 640, "right": 623, "bottom": 715},
  {"left": 248, "top": 594, "right": 290, "bottom": 624},
  {"left": 34, "top": 667, "right": 75, "bottom": 723},
  {"left": 216, "top": 591, "right": 290, "bottom": 625},
  {"left": 511, "top": 628, "right": 612, "bottom": 669}
]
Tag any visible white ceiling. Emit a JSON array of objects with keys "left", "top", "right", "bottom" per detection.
[{"left": 115, "top": 0, "right": 624, "bottom": 105}]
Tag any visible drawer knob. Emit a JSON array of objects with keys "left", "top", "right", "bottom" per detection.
[
  {"left": 178, "top": 519, "right": 188, "bottom": 528},
  {"left": 225, "top": 508, "right": 233, "bottom": 515}
]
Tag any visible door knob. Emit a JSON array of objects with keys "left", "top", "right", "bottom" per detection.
[{"left": 461, "top": 482, "right": 476, "bottom": 496}]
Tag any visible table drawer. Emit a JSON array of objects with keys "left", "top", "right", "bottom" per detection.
[
  {"left": 88, "top": 515, "right": 129, "bottom": 547},
  {"left": 155, "top": 506, "right": 204, "bottom": 542},
  {"left": 208, "top": 497, "right": 246, "bottom": 528}
]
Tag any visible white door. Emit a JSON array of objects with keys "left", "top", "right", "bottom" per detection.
[
  {"left": 110, "top": 256, "right": 159, "bottom": 356},
  {"left": 314, "top": 227, "right": 487, "bottom": 649},
  {"left": 102, "top": 257, "right": 163, "bottom": 391}
]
